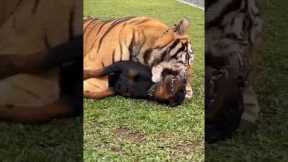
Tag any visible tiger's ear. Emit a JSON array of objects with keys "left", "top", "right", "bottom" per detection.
[{"left": 173, "top": 17, "right": 190, "bottom": 35}]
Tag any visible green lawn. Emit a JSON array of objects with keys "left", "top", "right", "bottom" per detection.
[
  {"left": 206, "top": 0, "right": 288, "bottom": 161},
  {"left": 1, "top": 1, "right": 285, "bottom": 162},
  {"left": 84, "top": 0, "right": 204, "bottom": 161},
  {"left": 0, "top": 118, "right": 82, "bottom": 162}
]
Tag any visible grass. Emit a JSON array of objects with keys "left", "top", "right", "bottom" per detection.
[
  {"left": 84, "top": 0, "right": 204, "bottom": 161},
  {"left": 206, "top": 0, "right": 288, "bottom": 161},
  {"left": 1, "top": 1, "right": 284, "bottom": 162},
  {"left": 2, "top": 0, "right": 285, "bottom": 161},
  {"left": 0, "top": 118, "right": 82, "bottom": 162}
]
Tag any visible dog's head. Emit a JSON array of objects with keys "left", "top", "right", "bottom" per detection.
[
  {"left": 149, "top": 60, "right": 187, "bottom": 106},
  {"left": 150, "top": 73, "right": 186, "bottom": 107},
  {"left": 154, "top": 75, "right": 186, "bottom": 106}
]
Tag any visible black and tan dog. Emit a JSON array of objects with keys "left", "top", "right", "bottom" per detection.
[{"left": 84, "top": 61, "right": 186, "bottom": 107}]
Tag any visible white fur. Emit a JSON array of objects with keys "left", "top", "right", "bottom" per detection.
[{"left": 151, "top": 60, "right": 186, "bottom": 83}]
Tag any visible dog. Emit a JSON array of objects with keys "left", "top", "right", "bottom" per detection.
[{"left": 84, "top": 61, "right": 186, "bottom": 107}]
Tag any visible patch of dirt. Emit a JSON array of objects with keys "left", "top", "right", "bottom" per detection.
[
  {"left": 113, "top": 127, "right": 146, "bottom": 143},
  {"left": 110, "top": 144, "right": 122, "bottom": 152},
  {"left": 155, "top": 133, "right": 204, "bottom": 154},
  {"left": 173, "top": 142, "right": 202, "bottom": 153}
]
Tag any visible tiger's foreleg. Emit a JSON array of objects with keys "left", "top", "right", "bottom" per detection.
[
  {"left": 83, "top": 68, "right": 115, "bottom": 99},
  {"left": 83, "top": 69, "right": 106, "bottom": 79},
  {"left": 185, "top": 65, "right": 193, "bottom": 99},
  {"left": 83, "top": 75, "right": 114, "bottom": 100},
  {"left": 0, "top": 99, "right": 75, "bottom": 123},
  {"left": 84, "top": 88, "right": 114, "bottom": 100},
  {"left": 84, "top": 63, "right": 124, "bottom": 80},
  {"left": 239, "top": 84, "right": 260, "bottom": 130}
]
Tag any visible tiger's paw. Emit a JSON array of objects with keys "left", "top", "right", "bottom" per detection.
[
  {"left": 238, "top": 119, "right": 258, "bottom": 134},
  {"left": 185, "top": 85, "right": 193, "bottom": 99}
]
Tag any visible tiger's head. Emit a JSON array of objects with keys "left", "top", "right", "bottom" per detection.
[
  {"left": 141, "top": 18, "right": 194, "bottom": 103},
  {"left": 142, "top": 18, "right": 193, "bottom": 80}
]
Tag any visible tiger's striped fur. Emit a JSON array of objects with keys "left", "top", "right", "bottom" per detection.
[
  {"left": 83, "top": 16, "right": 194, "bottom": 98},
  {"left": 0, "top": 0, "right": 82, "bottom": 107},
  {"left": 206, "top": 0, "right": 263, "bottom": 141},
  {"left": 0, "top": 0, "right": 83, "bottom": 122}
]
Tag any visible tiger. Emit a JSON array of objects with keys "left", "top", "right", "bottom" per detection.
[
  {"left": 83, "top": 16, "right": 194, "bottom": 101},
  {"left": 0, "top": 0, "right": 82, "bottom": 122},
  {"left": 205, "top": 0, "right": 263, "bottom": 142}
]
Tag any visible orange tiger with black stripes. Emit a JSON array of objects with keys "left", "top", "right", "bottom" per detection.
[{"left": 83, "top": 16, "right": 194, "bottom": 103}]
